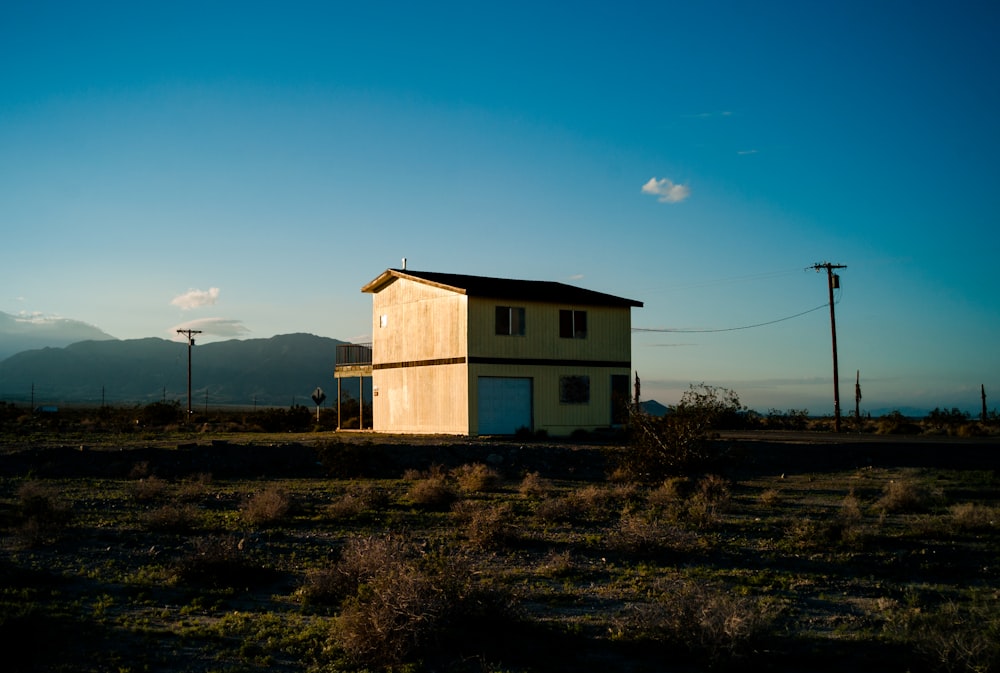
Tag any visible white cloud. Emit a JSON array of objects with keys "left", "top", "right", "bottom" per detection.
[
  {"left": 171, "top": 287, "right": 220, "bottom": 310},
  {"left": 641, "top": 177, "right": 691, "bottom": 204},
  {"left": 169, "top": 317, "right": 249, "bottom": 339}
]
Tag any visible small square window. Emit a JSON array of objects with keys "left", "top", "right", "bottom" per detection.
[
  {"left": 495, "top": 306, "right": 525, "bottom": 336},
  {"left": 379, "top": 314, "right": 389, "bottom": 328},
  {"left": 559, "top": 375, "right": 590, "bottom": 404}
]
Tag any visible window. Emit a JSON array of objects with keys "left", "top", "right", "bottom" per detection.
[
  {"left": 559, "top": 309, "right": 587, "bottom": 339},
  {"left": 495, "top": 306, "right": 525, "bottom": 336},
  {"left": 559, "top": 375, "right": 590, "bottom": 404},
  {"left": 379, "top": 314, "right": 389, "bottom": 328}
]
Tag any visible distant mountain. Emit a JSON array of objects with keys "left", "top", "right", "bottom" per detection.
[
  {"left": 0, "top": 311, "right": 116, "bottom": 361},
  {"left": 0, "top": 333, "right": 357, "bottom": 407},
  {"left": 639, "top": 399, "right": 669, "bottom": 416}
]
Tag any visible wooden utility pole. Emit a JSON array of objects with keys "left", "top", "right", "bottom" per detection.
[
  {"left": 855, "top": 370, "right": 862, "bottom": 429},
  {"left": 813, "top": 263, "right": 847, "bottom": 432},
  {"left": 983, "top": 384, "right": 988, "bottom": 423},
  {"left": 176, "top": 329, "right": 202, "bottom": 420}
]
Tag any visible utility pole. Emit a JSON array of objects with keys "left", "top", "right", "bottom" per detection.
[
  {"left": 813, "top": 262, "right": 847, "bottom": 432},
  {"left": 983, "top": 384, "right": 988, "bottom": 423},
  {"left": 176, "top": 329, "right": 202, "bottom": 420}
]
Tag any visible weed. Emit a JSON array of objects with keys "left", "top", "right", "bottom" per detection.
[
  {"left": 454, "top": 462, "right": 502, "bottom": 493},
  {"left": 518, "top": 471, "right": 552, "bottom": 498},
  {"left": 241, "top": 487, "right": 292, "bottom": 526},
  {"left": 452, "top": 500, "right": 516, "bottom": 549}
]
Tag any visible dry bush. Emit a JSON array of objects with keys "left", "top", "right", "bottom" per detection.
[
  {"left": 883, "top": 596, "right": 1000, "bottom": 673},
  {"left": 758, "top": 488, "right": 782, "bottom": 508},
  {"left": 518, "top": 471, "right": 552, "bottom": 498},
  {"left": 176, "top": 473, "right": 213, "bottom": 501},
  {"left": 241, "top": 487, "right": 292, "bottom": 526},
  {"left": 616, "top": 578, "right": 780, "bottom": 665},
  {"left": 533, "top": 494, "right": 577, "bottom": 523},
  {"left": 14, "top": 481, "right": 73, "bottom": 546},
  {"left": 647, "top": 477, "right": 693, "bottom": 508},
  {"left": 949, "top": 502, "right": 998, "bottom": 530},
  {"left": 329, "top": 534, "right": 510, "bottom": 669},
  {"left": 608, "top": 511, "right": 701, "bottom": 556},
  {"left": 878, "top": 477, "right": 936, "bottom": 513},
  {"left": 300, "top": 533, "right": 412, "bottom": 606},
  {"left": 537, "top": 549, "right": 578, "bottom": 578},
  {"left": 172, "top": 535, "right": 276, "bottom": 588},
  {"left": 452, "top": 500, "right": 516, "bottom": 549},
  {"left": 127, "top": 475, "right": 169, "bottom": 502},
  {"left": 326, "top": 482, "right": 390, "bottom": 520},
  {"left": 685, "top": 474, "right": 732, "bottom": 527},
  {"left": 144, "top": 503, "right": 200, "bottom": 532},
  {"left": 453, "top": 462, "right": 502, "bottom": 493},
  {"left": 568, "top": 484, "right": 621, "bottom": 520},
  {"left": 407, "top": 472, "right": 456, "bottom": 510}
]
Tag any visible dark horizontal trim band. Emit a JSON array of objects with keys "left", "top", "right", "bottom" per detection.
[
  {"left": 373, "top": 356, "right": 630, "bottom": 370},
  {"left": 469, "top": 356, "right": 631, "bottom": 368},
  {"left": 373, "top": 357, "right": 466, "bottom": 370}
]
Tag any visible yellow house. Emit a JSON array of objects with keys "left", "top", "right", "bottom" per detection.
[{"left": 352, "top": 268, "right": 642, "bottom": 436}]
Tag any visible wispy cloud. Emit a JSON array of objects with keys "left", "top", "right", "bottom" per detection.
[
  {"left": 737, "top": 149, "right": 758, "bottom": 156},
  {"left": 641, "top": 177, "right": 690, "bottom": 204},
  {"left": 169, "top": 317, "right": 249, "bottom": 339},
  {"left": 171, "top": 287, "right": 220, "bottom": 310}
]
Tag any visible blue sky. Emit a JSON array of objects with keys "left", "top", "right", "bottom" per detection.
[{"left": 1, "top": 1, "right": 997, "bottom": 415}]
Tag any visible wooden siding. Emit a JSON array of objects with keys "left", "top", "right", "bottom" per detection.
[
  {"left": 468, "top": 362, "right": 629, "bottom": 435},
  {"left": 372, "top": 363, "right": 469, "bottom": 435},
  {"left": 370, "top": 276, "right": 468, "bottom": 364},
  {"left": 369, "top": 276, "right": 470, "bottom": 434},
  {"left": 467, "top": 297, "right": 632, "bottom": 362}
]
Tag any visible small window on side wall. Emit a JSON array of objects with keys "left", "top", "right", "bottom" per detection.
[
  {"left": 559, "top": 375, "right": 590, "bottom": 404},
  {"left": 559, "top": 309, "right": 587, "bottom": 339},
  {"left": 495, "top": 306, "right": 525, "bottom": 336}
]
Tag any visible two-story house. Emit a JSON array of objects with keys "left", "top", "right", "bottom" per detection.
[{"left": 351, "top": 268, "right": 642, "bottom": 436}]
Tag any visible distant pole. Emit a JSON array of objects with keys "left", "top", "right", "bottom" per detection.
[
  {"left": 634, "top": 371, "right": 641, "bottom": 406},
  {"left": 983, "top": 384, "right": 988, "bottom": 423},
  {"left": 854, "top": 370, "right": 862, "bottom": 430},
  {"left": 176, "top": 329, "right": 202, "bottom": 420},
  {"left": 813, "top": 262, "right": 847, "bottom": 432}
]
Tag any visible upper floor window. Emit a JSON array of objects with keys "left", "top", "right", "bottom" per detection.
[
  {"left": 495, "top": 306, "right": 525, "bottom": 336},
  {"left": 559, "top": 309, "right": 587, "bottom": 339}
]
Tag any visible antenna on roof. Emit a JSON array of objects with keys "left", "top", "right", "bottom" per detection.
[{"left": 402, "top": 257, "right": 407, "bottom": 270}]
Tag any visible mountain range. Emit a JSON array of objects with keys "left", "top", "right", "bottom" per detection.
[{"left": 0, "top": 331, "right": 353, "bottom": 407}]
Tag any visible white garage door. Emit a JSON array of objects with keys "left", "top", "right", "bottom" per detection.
[{"left": 477, "top": 377, "right": 532, "bottom": 435}]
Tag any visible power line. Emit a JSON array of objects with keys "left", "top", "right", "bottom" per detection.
[{"left": 632, "top": 301, "right": 832, "bottom": 333}]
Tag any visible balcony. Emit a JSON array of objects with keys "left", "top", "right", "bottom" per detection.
[{"left": 334, "top": 342, "right": 372, "bottom": 377}]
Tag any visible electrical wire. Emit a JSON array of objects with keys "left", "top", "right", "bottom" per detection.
[{"left": 632, "top": 292, "right": 840, "bottom": 334}]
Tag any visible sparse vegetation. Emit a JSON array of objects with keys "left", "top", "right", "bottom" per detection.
[{"left": 0, "top": 415, "right": 998, "bottom": 672}]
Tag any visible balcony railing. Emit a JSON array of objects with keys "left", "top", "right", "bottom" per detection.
[{"left": 336, "top": 343, "right": 372, "bottom": 368}]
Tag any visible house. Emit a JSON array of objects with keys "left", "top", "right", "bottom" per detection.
[{"left": 342, "top": 268, "right": 642, "bottom": 436}]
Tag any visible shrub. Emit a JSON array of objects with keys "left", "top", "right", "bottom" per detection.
[
  {"left": 329, "top": 534, "right": 511, "bottom": 669},
  {"left": 884, "top": 595, "right": 1000, "bottom": 673},
  {"left": 172, "top": 535, "right": 276, "bottom": 588},
  {"left": 326, "top": 482, "right": 390, "bottom": 519},
  {"left": 453, "top": 462, "right": 502, "bottom": 493},
  {"left": 144, "top": 503, "right": 200, "bottom": 532},
  {"left": 241, "top": 487, "right": 292, "bottom": 526},
  {"left": 127, "top": 475, "right": 169, "bottom": 502},
  {"left": 620, "top": 385, "right": 745, "bottom": 481},
  {"left": 452, "top": 501, "right": 516, "bottom": 550},
  {"left": 518, "top": 471, "right": 552, "bottom": 498},
  {"left": 406, "top": 469, "right": 456, "bottom": 510},
  {"left": 949, "top": 502, "right": 998, "bottom": 531},
  {"left": 878, "top": 478, "right": 936, "bottom": 514},
  {"left": 608, "top": 511, "right": 700, "bottom": 556},
  {"left": 616, "top": 578, "right": 779, "bottom": 665},
  {"left": 14, "top": 481, "right": 73, "bottom": 546}
]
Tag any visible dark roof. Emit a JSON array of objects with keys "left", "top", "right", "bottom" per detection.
[{"left": 362, "top": 269, "right": 643, "bottom": 308}]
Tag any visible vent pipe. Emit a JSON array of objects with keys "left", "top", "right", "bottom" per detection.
[{"left": 402, "top": 257, "right": 407, "bottom": 270}]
